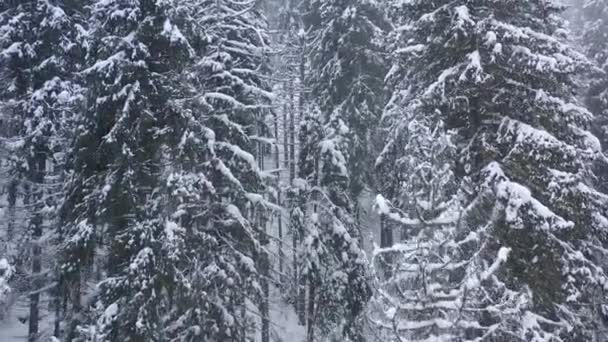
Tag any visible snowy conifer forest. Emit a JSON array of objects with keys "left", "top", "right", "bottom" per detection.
[{"left": 1, "top": 0, "right": 608, "bottom": 341}]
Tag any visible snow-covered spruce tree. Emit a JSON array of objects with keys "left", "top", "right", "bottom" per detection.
[
  {"left": 303, "top": 0, "right": 389, "bottom": 206},
  {"left": 384, "top": 0, "right": 608, "bottom": 340},
  {"left": 61, "top": 0, "right": 273, "bottom": 341},
  {"left": 371, "top": 196, "right": 530, "bottom": 341},
  {"left": 161, "top": 0, "right": 274, "bottom": 340},
  {"left": 580, "top": 0, "right": 608, "bottom": 195},
  {"left": 581, "top": 0, "right": 608, "bottom": 126},
  {"left": 373, "top": 106, "right": 534, "bottom": 340},
  {"left": 60, "top": 0, "right": 179, "bottom": 339},
  {"left": 293, "top": 0, "right": 388, "bottom": 339},
  {"left": 296, "top": 106, "right": 371, "bottom": 341},
  {"left": 0, "top": 0, "right": 85, "bottom": 339}
]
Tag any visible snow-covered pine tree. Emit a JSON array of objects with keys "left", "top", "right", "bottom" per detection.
[
  {"left": 373, "top": 104, "right": 534, "bottom": 340},
  {"left": 160, "top": 0, "right": 274, "bottom": 340},
  {"left": 0, "top": 0, "right": 85, "bottom": 339},
  {"left": 374, "top": 22, "right": 529, "bottom": 336},
  {"left": 60, "top": 0, "right": 199, "bottom": 340},
  {"left": 371, "top": 196, "right": 531, "bottom": 341},
  {"left": 303, "top": 0, "right": 388, "bottom": 211},
  {"left": 579, "top": 0, "right": 608, "bottom": 196},
  {"left": 295, "top": 106, "right": 371, "bottom": 342},
  {"left": 60, "top": 0, "right": 181, "bottom": 339},
  {"left": 294, "top": 0, "right": 390, "bottom": 339},
  {"left": 61, "top": 0, "right": 273, "bottom": 341},
  {"left": 581, "top": 0, "right": 608, "bottom": 128},
  {"left": 383, "top": 0, "right": 608, "bottom": 339}
]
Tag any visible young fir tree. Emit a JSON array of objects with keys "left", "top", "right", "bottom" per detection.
[
  {"left": 61, "top": 0, "right": 273, "bottom": 341},
  {"left": 0, "top": 0, "right": 85, "bottom": 340},
  {"left": 379, "top": 0, "right": 608, "bottom": 340}
]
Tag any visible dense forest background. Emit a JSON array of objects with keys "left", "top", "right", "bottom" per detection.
[{"left": 0, "top": 0, "right": 607, "bottom": 341}]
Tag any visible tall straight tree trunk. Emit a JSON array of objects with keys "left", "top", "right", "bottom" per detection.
[
  {"left": 54, "top": 275, "right": 61, "bottom": 338},
  {"left": 295, "top": 31, "right": 308, "bottom": 326},
  {"left": 260, "top": 238, "right": 270, "bottom": 342},
  {"left": 283, "top": 100, "right": 289, "bottom": 171},
  {"left": 66, "top": 202, "right": 97, "bottom": 341},
  {"left": 6, "top": 179, "right": 17, "bottom": 246},
  {"left": 355, "top": 201, "right": 364, "bottom": 248},
  {"left": 260, "top": 250, "right": 270, "bottom": 342},
  {"left": 290, "top": 88, "right": 296, "bottom": 183},
  {"left": 285, "top": 86, "right": 298, "bottom": 308},
  {"left": 257, "top": 122, "right": 270, "bottom": 342},
  {"left": 306, "top": 278, "right": 316, "bottom": 342},
  {"left": 380, "top": 214, "right": 393, "bottom": 248},
  {"left": 275, "top": 113, "right": 285, "bottom": 285},
  {"left": 63, "top": 282, "right": 78, "bottom": 342},
  {"left": 379, "top": 214, "right": 394, "bottom": 280},
  {"left": 287, "top": 75, "right": 305, "bottom": 324},
  {"left": 28, "top": 152, "right": 45, "bottom": 342}
]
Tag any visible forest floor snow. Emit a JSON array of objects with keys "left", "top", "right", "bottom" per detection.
[{"left": 0, "top": 299, "right": 31, "bottom": 341}]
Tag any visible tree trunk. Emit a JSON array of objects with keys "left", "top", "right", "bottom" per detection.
[
  {"left": 260, "top": 250, "right": 270, "bottom": 342},
  {"left": 380, "top": 214, "right": 393, "bottom": 248},
  {"left": 53, "top": 275, "right": 62, "bottom": 339},
  {"left": 379, "top": 214, "right": 394, "bottom": 280},
  {"left": 275, "top": 114, "right": 285, "bottom": 286},
  {"left": 256, "top": 124, "right": 270, "bottom": 342},
  {"left": 6, "top": 179, "right": 17, "bottom": 246},
  {"left": 290, "top": 88, "right": 296, "bottom": 183},
  {"left": 295, "top": 25, "right": 308, "bottom": 327},
  {"left": 28, "top": 153, "right": 45, "bottom": 342},
  {"left": 261, "top": 233, "right": 270, "bottom": 341},
  {"left": 306, "top": 278, "right": 316, "bottom": 342},
  {"left": 283, "top": 101, "right": 289, "bottom": 171}
]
